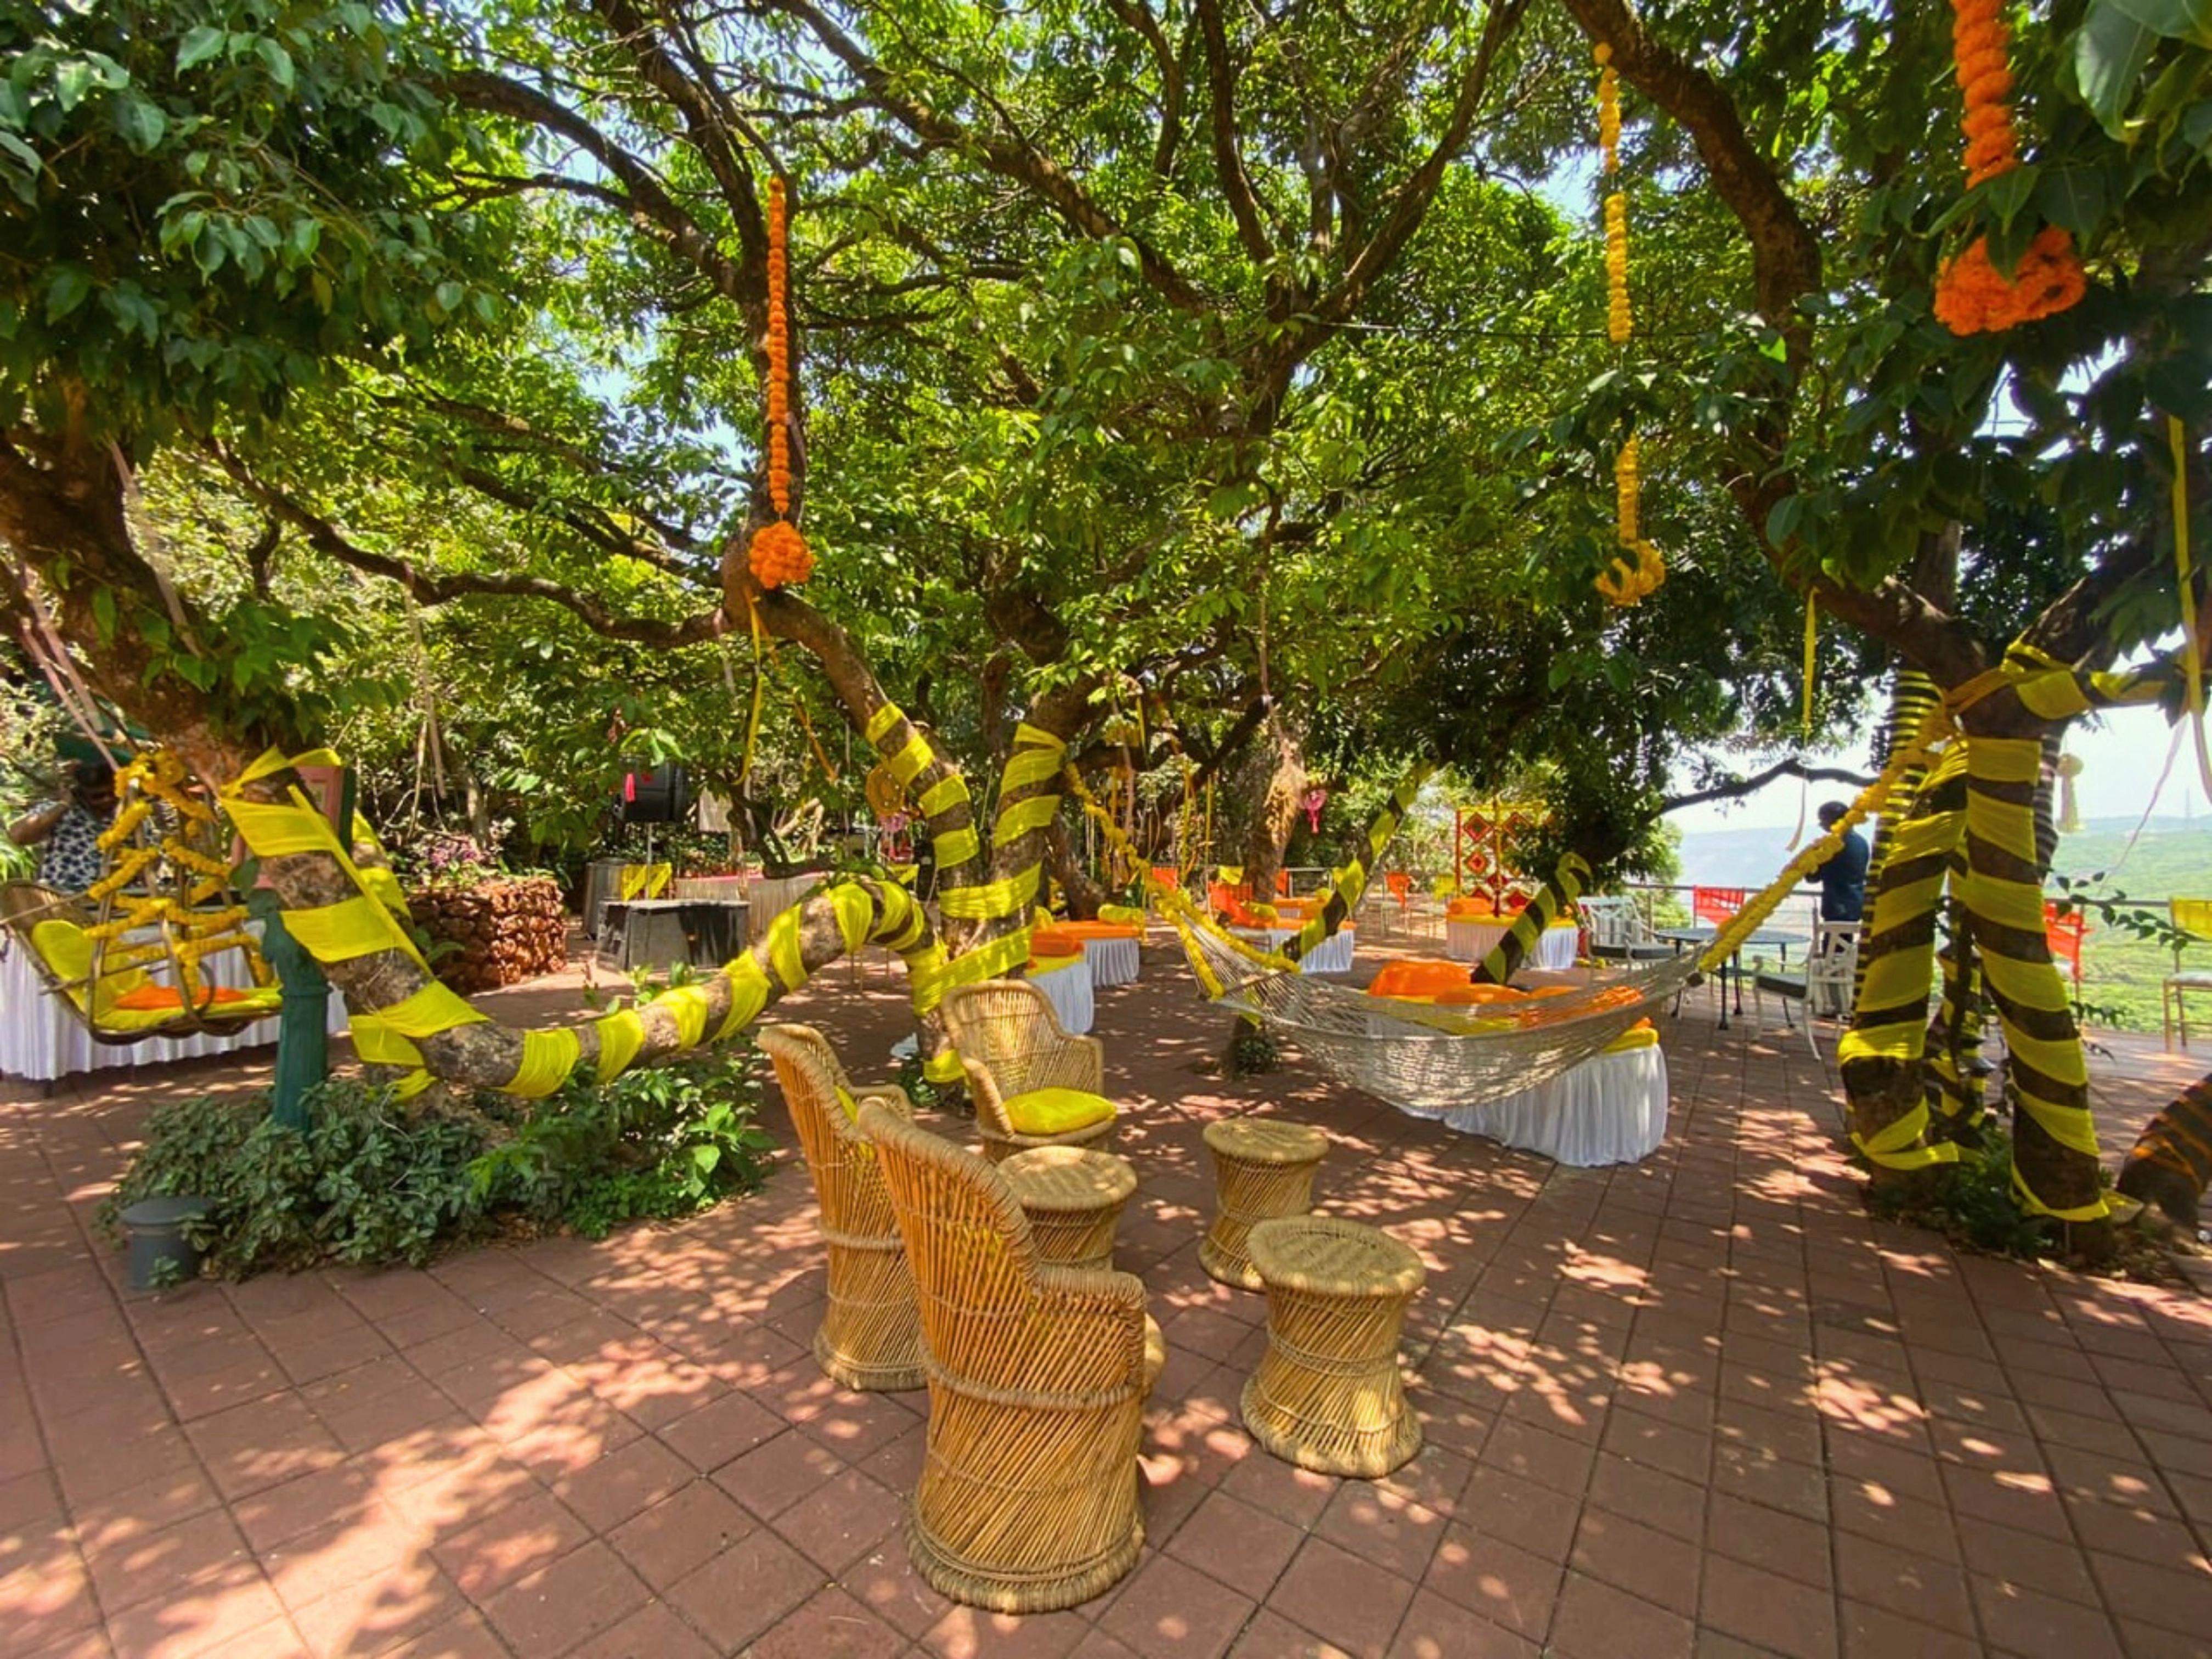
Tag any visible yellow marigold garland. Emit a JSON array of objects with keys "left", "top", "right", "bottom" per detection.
[
  {"left": 1593, "top": 44, "right": 1663, "bottom": 607},
  {"left": 1931, "top": 0, "right": 2085, "bottom": 335},
  {"left": 748, "top": 177, "right": 814, "bottom": 590}
]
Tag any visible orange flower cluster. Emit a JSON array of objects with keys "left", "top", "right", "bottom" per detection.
[
  {"left": 748, "top": 176, "right": 815, "bottom": 590},
  {"left": 748, "top": 519, "right": 812, "bottom": 588},
  {"left": 1934, "top": 226, "right": 2087, "bottom": 335},
  {"left": 1932, "top": 0, "right": 2085, "bottom": 335},
  {"left": 1951, "top": 0, "right": 2017, "bottom": 188}
]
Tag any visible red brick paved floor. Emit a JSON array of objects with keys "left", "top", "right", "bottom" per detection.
[{"left": 3, "top": 928, "right": 2210, "bottom": 1657}]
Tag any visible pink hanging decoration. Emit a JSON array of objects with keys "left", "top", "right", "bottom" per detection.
[{"left": 1302, "top": 787, "right": 1329, "bottom": 833}]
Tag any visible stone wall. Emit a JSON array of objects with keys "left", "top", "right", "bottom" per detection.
[{"left": 404, "top": 876, "right": 569, "bottom": 994}]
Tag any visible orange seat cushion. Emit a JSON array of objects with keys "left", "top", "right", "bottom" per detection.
[
  {"left": 1367, "top": 958, "right": 1477, "bottom": 1000},
  {"left": 110, "top": 984, "right": 253, "bottom": 1012},
  {"left": 1430, "top": 983, "right": 1531, "bottom": 1006}
]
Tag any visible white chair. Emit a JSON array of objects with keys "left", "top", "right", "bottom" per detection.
[
  {"left": 1752, "top": 922, "right": 1861, "bottom": 1057},
  {"left": 1581, "top": 895, "right": 1673, "bottom": 962}
]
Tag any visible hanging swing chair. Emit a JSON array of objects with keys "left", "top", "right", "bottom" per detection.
[{"left": 1, "top": 752, "right": 282, "bottom": 1046}]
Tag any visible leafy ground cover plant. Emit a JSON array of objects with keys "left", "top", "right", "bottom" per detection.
[{"left": 102, "top": 1043, "right": 774, "bottom": 1278}]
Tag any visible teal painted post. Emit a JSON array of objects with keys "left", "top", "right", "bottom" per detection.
[{"left": 261, "top": 909, "right": 329, "bottom": 1131}]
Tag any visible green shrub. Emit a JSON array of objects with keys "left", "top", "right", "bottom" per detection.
[
  {"left": 103, "top": 1042, "right": 775, "bottom": 1278},
  {"left": 470, "top": 1046, "right": 776, "bottom": 1239},
  {"left": 1864, "top": 1129, "right": 2057, "bottom": 1260}
]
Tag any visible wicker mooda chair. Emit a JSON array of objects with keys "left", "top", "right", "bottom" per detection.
[
  {"left": 939, "top": 978, "right": 1116, "bottom": 1163},
  {"left": 756, "top": 1025, "right": 926, "bottom": 1392},
  {"left": 857, "top": 1098, "right": 1166, "bottom": 1612}
]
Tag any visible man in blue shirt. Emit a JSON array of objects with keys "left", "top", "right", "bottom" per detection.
[{"left": 1812, "top": 801, "right": 1871, "bottom": 921}]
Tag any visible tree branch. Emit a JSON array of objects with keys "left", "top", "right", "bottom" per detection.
[
  {"left": 447, "top": 70, "right": 752, "bottom": 303},
  {"left": 1555, "top": 0, "right": 1822, "bottom": 335},
  {"left": 1100, "top": 0, "right": 1186, "bottom": 174},
  {"left": 759, "top": 0, "right": 1209, "bottom": 313},
  {"left": 1194, "top": 0, "right": 1272, "bottom": 262},
  {"left": 1663, "top": 757, "right": 1877, "bottom": 815},
  {"left": 213, "top": 448, "right": 724, "bottom": 649}
]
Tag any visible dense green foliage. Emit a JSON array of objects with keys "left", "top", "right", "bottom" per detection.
[{"left": 101, "top": 1047, "right": 774, "bottom": 1277}]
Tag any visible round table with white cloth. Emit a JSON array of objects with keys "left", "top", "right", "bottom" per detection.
[
  {"left": 1078, "top": 935, "right": 1140, "bottom": 988},
  {"left": 1261, "top": 926, "right": 1356, "bottom": 975},
  {"left": 1424, "top": 1041, "right": 1668, "bottom": 1166},
  {"left": 1444, "top": 917, "right": 1578, "bottom": 970},
  {"left": 744, "top": 874, "right": 825, "bottom": 941},
  {"left": 1027, "top": 958, "right": 1095, "bottom": 1034},
  {"left": 0, "top": 928, "right": 351, "bottom": 1085}
]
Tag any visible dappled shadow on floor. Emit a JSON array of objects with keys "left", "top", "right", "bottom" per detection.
[{"left": 0, "top": 928, "right": 2208, "bottom": 1657}]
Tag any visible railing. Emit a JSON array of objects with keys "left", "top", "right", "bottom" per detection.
[{"left": 1616, "top": 881, "right": 1827, "bottom": 944}]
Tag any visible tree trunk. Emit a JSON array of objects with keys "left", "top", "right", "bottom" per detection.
[
  {"left": 1838, "top": 745, "right": 1969, "bottom": 1188},
  {"left": 1922, "top": 888, "right": 1988, "bottom": 1143},
  {"left": 2118, "top": 1072, "right": 2212, "bottom": 1228},
  {"left": 1045, "top": 819, "right": 1107, "bottom": 919},
  {"left": 1855, "top": 669, "right": 1944, "bottom": 1011},
  {"left": 1234, "top": 720, "right": 1304, "bottom": 901},
  {"left": 1953, "top": 729, "right": 2109, "bottom": 1248}
]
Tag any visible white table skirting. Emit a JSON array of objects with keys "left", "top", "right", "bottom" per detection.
[
  {"left": 1419, "top": 1043, "right": 1668, "bottom": 1167},
  {"left": 1444, "top": 918, "right": 1578, "bottom": 970},
  {"left": 1262, "top": 926, "right": 1356, "bottom": 974},
  {"left": 1080, "top": 936, "right": 1140, "bottom": 988},
  {"left": 1, "top": 932, "right": 350, "bottom": 1084},
  {"left": 746, "top": 874, "right": 824, "bottom": 941},
  {"left": 1028, "top": 960, "right": 1094, "bottom": 1035}
]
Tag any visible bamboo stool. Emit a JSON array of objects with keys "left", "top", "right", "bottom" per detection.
[
  {"left": 1000, "top": 1147, "right": 1138, "bottom": 1271},
  {"left": 1242, "top": 1217, "right": 1424, "bottom": 1477},
  {"left": 1200, "top": 1116, "right": 1328, "bottom": 1289}
]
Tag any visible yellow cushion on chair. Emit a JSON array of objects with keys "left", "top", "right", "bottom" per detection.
[
  {"left": 834, "top": 1085, "right": 862, "bottom": 1123},
  {"left": 1002, "top": 1086, "right": 1115, "bottom": 1137}
]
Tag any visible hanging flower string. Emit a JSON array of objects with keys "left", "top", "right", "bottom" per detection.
[
  {"left": 1931, "top": 0, "right": 2085, "bottom": 335},
  {"left": 748, "top": 177, "right": 814, "bottom": 589},
  {"left": 1593, "top": 44, "right": 1664, "bottom": 608}
]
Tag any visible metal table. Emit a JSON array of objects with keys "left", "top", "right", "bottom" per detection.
[
  {"left": 1652, "top": 924, "right": 1807, "bottom": 1030},
  {"left": 596, "top": 899, "right": 749, "bottom": 973}
]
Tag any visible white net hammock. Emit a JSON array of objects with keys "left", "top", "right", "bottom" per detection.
[
  {"left": 1178, "top": 913, "right": 1700, "bottom": 1111},
  {"left": 1070, "top": 718, "right": 1943, "bottom": 1116}
]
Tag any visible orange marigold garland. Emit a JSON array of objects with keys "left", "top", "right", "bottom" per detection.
[
  {"left": 1931, "top": 0, "right": 2085, "bottom": 335},
  {"left": 748, "top": 177, "right": 814, "bottom": 589},
  {"left": 1593, "top": 44, "right": 1663, "bottom": 607}
]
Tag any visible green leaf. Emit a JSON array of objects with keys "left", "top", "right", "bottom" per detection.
[
  {"left": 43, "top": 264, "right": 91, "bottom": 321},
  {"left": 112, "top": 94, "right": 165, "bottom": 154},
  {"left": 53, "top": 59, "right": 95, "bottom": 111},
  {"left": 0, "top": 131, "right": 39, "bottom": 204},
  {"left": 175, "top": 26, "right": 226, "bottom": 71},
  {"left": 2101, "top": 0, "right": 2212, "bottom": 43},
  {"left": 2075, "top": 1, "right": 2160, "bottom": 132},
  {"left": 255, "top": 37, "right": 295, "bottom": 91},
  {"left": 2035, "top": 165, "right": 2109, "bottom": 239}
]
